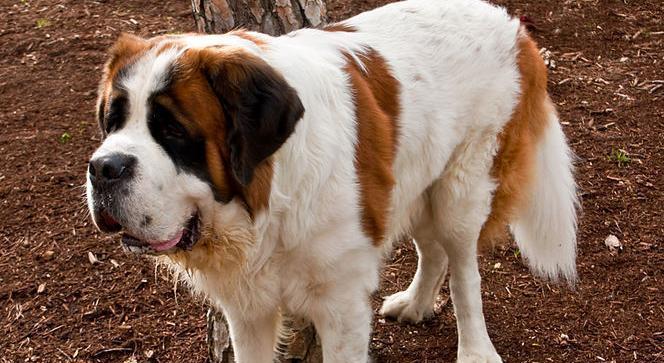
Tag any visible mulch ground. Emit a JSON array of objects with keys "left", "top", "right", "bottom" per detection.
[{"left": 0, "top": 0, "right": 662, "bottom": 362}]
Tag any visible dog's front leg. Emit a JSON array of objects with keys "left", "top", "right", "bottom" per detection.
[
  {"left": 225, "top": 307, "right": 281, "bottom": 363},
  {"left": 310, "top": 286, "right": 373, "bottom": 363}
]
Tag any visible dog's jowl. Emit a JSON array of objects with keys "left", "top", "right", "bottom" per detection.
[{"left": 86, "top": 1, "right": 578, "bottom": 362}]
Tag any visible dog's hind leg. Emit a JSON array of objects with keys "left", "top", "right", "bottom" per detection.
[
  {"left": 380, "top": 208, "right": 449, "bottom": 323},
  {"left": 428, "top": 134, "right": 503, "bottom": 363}
]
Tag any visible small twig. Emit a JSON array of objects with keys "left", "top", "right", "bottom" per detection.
[
  {"left": 91, "top": 347, "right": 133, "bottom": 357},
  {"left": 56, "top": 347, "right": 73, "bottom": 361}
]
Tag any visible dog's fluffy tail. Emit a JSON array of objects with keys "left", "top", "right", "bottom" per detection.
[{"left": 510, "top": 109, "right": 579, "bottom": 284}]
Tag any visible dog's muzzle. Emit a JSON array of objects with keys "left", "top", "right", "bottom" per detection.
[{"left": 120, "top": 213, "right": 202, "bottom": 255}]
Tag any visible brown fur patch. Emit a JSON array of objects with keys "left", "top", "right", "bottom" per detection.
[
  {"left": 242, "top": 159, "right": 273, "bottom": 212},
  {"left": 344, "top": 49, "right": 400, "bottom": 246},
  {"left": 105, "top": 33, "right": 150, "bottom": 81},
  {"left": 479, "top": 29, "right": 552, "bottom": 246},
  {"left": 228, "top": 30, "right": 267, "bottom": 47},
  {"left": 165, "top": 48, "right": 275, "bottom": 215},
  {"left": 323, "top": 23, "right": 356, "bottom": 32}
]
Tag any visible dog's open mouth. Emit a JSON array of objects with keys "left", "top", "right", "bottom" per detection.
[{"left": 121, "top": 213, "right": 201, "bottom": 255}]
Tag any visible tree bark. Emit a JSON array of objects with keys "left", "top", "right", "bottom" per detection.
[
  {"left": 191, "top": 0, "right": 328, "bottom": 36},
  {"left": 206, "top": 309, "right": 235, "bottom": 363},
  {"left": 194, "top": 1, "right": 327, "bottom": 361}
]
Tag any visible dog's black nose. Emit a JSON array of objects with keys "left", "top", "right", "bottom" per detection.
[{"left": 89, "top": 153, "right": 137, "bottom": 185}]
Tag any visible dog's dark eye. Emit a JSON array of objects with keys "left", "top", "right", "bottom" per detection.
[
  {"left": 147, "top": 100, "right": 207, "bottom": 182},
  {"left": 151, "top": 103, "right": 187, "bottom": 139},
  {"left": 105, "top": 96, "right": 128, "bottom": 134}
]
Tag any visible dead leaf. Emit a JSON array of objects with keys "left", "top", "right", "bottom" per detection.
[{"left": 604, "top": 234, "right": 623, "bottom": 251}]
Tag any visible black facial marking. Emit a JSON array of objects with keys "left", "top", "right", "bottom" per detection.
[
  {"left": 158, "top": 64, "right": 176, "bottom": 95},
  {"left": 97, "top": 99, "right": 106, "bottom": 131},
  {"left": 103, "top": 96, "right": 128, "bottom": 135},
  {"left": 114, "top": 63, "right": 134, "bottom": 90},
  {"left": 146, "top": 101, "right": 228, "bottom": 200}
]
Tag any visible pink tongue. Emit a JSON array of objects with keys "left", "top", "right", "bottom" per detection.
[{"left": 150, "top": 230, "right": 183, "bottom": 252}]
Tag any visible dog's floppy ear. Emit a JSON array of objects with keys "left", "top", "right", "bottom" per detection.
[{"left": 199, "top": 48, "right": 304, "bottom": 186}]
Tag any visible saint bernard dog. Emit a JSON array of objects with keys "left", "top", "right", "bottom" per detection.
[{"left": 86, "top": 0, "right": 578, "bottom": 361}]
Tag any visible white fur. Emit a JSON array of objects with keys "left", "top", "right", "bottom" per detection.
[
  {"left": 511, "top": 105, "right": 578, "bottom": 283},
  {"left": 87, "top": 1, "right": 578, "bottom": 362}
]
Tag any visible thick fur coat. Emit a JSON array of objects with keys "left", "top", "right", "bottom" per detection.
[{"left": 86, "top": 1, "right": 578, "bottom": 362}]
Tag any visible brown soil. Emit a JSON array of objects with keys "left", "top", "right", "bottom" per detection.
[{"left": 1, "top": 1, "right": 662, "bottom": 362}]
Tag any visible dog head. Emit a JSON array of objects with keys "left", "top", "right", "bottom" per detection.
[{"left": 86, "top": 33, "right": 303, "bottom": 255}]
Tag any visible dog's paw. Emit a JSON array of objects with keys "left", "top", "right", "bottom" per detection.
[{"left": 379, "top": 290, "right": 433, "bottom": 323}]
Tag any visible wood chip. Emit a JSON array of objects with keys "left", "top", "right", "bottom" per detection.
[
  {"left": 595, "top": 122, "right": 615, "bottom": 131},
  {"left": 87, "top": 251, "right": 99, "bottom": 265},
  {"left": 590, "top": 108, "right": 613, "bottom": 115},
  {"left": 92, "top": 347, "right": 132, "bottom": 358}
]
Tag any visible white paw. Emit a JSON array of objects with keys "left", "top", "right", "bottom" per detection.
[
  {"left": 457, "top": 349, "right": 502, "bottom": 363},
  {"left": 379, "top": 290, "right": 433, "bottom": 323}
]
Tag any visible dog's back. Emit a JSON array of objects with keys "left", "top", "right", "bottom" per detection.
[{"left": 267, "top": 0, "right": 577, "bottom": 280}]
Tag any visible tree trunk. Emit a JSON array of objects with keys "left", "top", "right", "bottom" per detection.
[
  {"left": 206, "top": 309, "right": 235, "bottom": 363},
  {"left": 191, "top": 0, "right": 328, "bottom": 36},
  {"left": 194, "top": 1, "right": 327, "bottom": 361}
]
